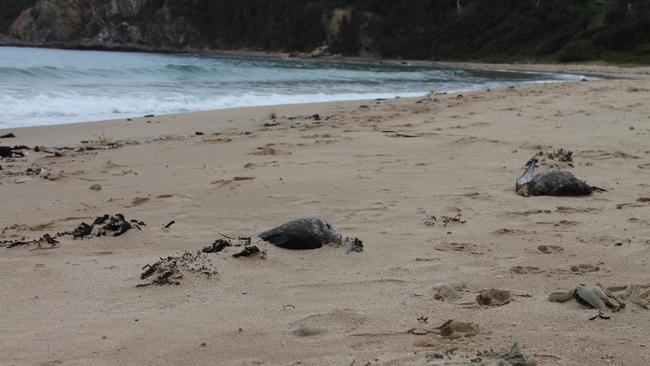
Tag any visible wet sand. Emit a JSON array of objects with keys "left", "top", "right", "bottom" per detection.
[{"left": 1, "top": 63, "right": 650, "bottom": 365}]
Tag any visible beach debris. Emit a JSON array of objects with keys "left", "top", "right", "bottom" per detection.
[
  {"left": 201, "top": 234, "right": 252, "bottom": 254},
  {"left": 4, "top": 214, "right": 146, "bottom": 249},
  {"left": 531, "top": 148, "right": 574, "bottom": 164},
  {"left": 138, "top": 250, "right": 218, "bottom": 287},
  {"left": 12, "top": 164, "right": 58, "bottom": 181},
  {"left": 144, "top": 114, "right": 155, "bottom": 118},
  {"left": 441, "top": 213, "right": 467, "bottom": 227},
  {"left": 232, "top": 245, "right": 265, "bottom": 258},
  {"left": 549, "top": 283, "right": 650, "bottom": 314},
  {"left": 424, "top": 214, "right": 438, "bottom": 226},
  {"left": 472, "top": 342, "right": 538, "bottom": 366},
  {"left": 139, "top": 258, "right": 183, "bottom": 286},
  {"left": 163, "top": 220, "right": 176, "bottom": 229},
  {"left": 345, "top": 237, "right": 364, "bottom": 253},
  {"left": 33, "top": 146, "right": 67, "bottom": 157},
  {"left": 89, "top": 184, "right": 102, "bottom": 191},
  {"left": 77, "top": 136, "right": 138, "bottom": 152},
  {"left": 425, "top": 213, "right": 467, "bottom": 227},
  {"left": 202, "top": 239, "right": 232, "bottom": 253},
  {"left": 2, "top": 233, "right": 60, "bottom": 249},
  {"left": 516, "top": 157, "right": 605, "bottom": 196},
  {"left": 0, "top": 133, "right": 15, "bottom": 139},
  {"left": 0, "top": 145, "right": 29, "bottom": 158},
  {"left": 293, "top": 323, "right": 325, "bottom": 337},
  {"left": 476, "top": 289, "right": 513, "bottom": 307},
  {"left": 70, "top": 214, "right": 145, "bottom": 238},
  {"left": 194, "top": 131, "right": 205, "bottom": 136}
]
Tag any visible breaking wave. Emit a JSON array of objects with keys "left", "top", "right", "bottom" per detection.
[{"left": 0, "top": 46, "right": 587, "bottom": 127}]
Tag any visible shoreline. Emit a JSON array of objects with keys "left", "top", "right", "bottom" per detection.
[
  {"left": 1, "top": 45, "right": 620, "bottom": 131},
  {"left": 4, "top": 39, "right": 648, "bottom": 75},
  {"left": 0, "top": 74, "right": 593, "bottom": 144}
]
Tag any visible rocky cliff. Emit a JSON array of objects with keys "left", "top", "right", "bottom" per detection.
[
  {"left": 5, "top": 0, "right": 198, "bottom": 49},
  {"left": 2, "top": 0, "right": 650, "bottom": 63}
]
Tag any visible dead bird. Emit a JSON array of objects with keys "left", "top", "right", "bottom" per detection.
[
  {"left": 516, "top": 157, "right": 605, "bottom": 197},
  {"left": 259, "top": 218, "right": 343, "bottom": 250}
]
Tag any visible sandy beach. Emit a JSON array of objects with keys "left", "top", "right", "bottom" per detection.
[{"left": 1, "top": 63, "right": 650, "bottom": 365}]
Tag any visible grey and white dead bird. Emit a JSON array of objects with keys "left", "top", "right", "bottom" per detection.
[
  {"left": 516, "top": 157, "right": 606, "bottom": 197},
  {"left": 259, "top": 218, "right": 360, "bottom": 251},
  {"left": 548, "top": 283, "right": 650, "bottom": 314}
]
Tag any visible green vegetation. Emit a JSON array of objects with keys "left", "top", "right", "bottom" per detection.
[
  {"left": 171, "top": 0, "right": 650, "bottom": 63},
  {"left": 2, "top": 0, "right": 650, "bottom": 63}
]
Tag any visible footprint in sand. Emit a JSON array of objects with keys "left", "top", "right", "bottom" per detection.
[
  {"left": 210, "top": 176, "right": 255, "bottom": 189},
  {"left": 433, "top": 242, "right": 482, "bottom": 255},
  {"left": 457, "top": 192, "right": 492, "bottom": 201},
  {"left": 476, "top": 289, "right": 512, "bottom": 307},
  {"left": 250, "top": 146, "right": 290, "bottom": 156},
  {"left": 432, "top": 282, "right": 466, "bottom": 302},
  {"left": 556, "top": 206, "right": 602, "bottom": 214},
  {"left": 453, "top": 136, "right": 501, "bottom": 144},
  {"left": 438, "top": 320, "right": 480, "bottom": 339},
  {"left": 492, "top": 228, "right": 532, "bottom": 236},
  {"left": 579, "top": 149, "right": 640, "bottom": 160},
  {"left": 506, "top": 209, "right": 552, "bottom": 216},
  {"left": 510, "top": 266, "right": 543, "bottom": 275},
  {"left": 538, "top": 245, "right": 564, "bottom": 254},
  {"left": 290, "top": 309, "right": 366, "bottom": 336},
  {"left": 616, "top": 202, "right": 645, "bottom": 209},
  {"left": 570, "top": 264, "right": 600, "bottom": 274},
  {"left": 243, "top": 161, "right": 277, "bottom": 169},
  {"left": 535, "top": 220, "right": 580, "bottom": 227},
  {"left": 578, "top": 234, "right": 629, "bottom": 246},
  {"left": 629, "top": 217, "right": 650, "bottom": 225}
]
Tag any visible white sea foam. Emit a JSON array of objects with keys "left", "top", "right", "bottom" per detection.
[
  {"left": 0, "top": 91, "right": 427, "bottom": 128},
  {"left": 0, "top": 47, "right": 586, "bottom": 128}
]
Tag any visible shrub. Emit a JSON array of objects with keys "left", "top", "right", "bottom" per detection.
[{"left": 556, "top": 40, "right": 601, "bottom": 62}]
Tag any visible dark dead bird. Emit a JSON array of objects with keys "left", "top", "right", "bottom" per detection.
[
  {"left": 516, "top": 158, "right": 605, "bottom": 197},
  {"left": 259, "top": 218, "right": 343, "bottom": 250}
]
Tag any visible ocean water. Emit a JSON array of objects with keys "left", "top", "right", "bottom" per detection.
[{"left": 0, "top": 47, "right": 585, "bottom": 128}]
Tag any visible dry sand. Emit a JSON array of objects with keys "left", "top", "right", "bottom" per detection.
[{"left": 1, "top": 63, "right": 649, "bottom": 365}]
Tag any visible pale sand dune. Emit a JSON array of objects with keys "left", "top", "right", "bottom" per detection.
[{"left": 1, "top": 63, "right": 650, "bottom": 365}]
